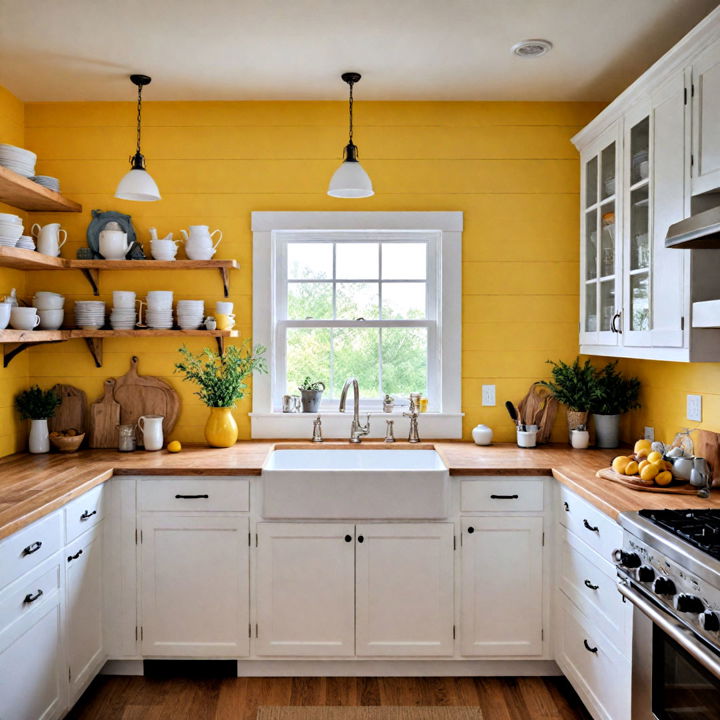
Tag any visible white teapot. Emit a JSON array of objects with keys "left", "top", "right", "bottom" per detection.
[
  {"left": 99, "top": 229, "right": 134, "bottom": 260},
  {"left": 180, "top": 225, "right": 222, "bottom": 260}
]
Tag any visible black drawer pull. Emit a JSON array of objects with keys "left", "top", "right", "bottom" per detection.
[
  {"left": 344, "top": 535, "right": 352, "bottom": 542},
  {"left": 80, "top": 510, "right": 97, "bottom": 521},
  {"left": 67, "top": 549, "right": 83, "bottom": 562},
  {"left": 583, "top": 639, "right": 598, "bottom": 653},
  {"left": 563, "top": 501, "right": 569, "bottom": 512},
  {"left": 583, "top": 519, "right": 599, "bottom": 533},
  {"left": 490, "top": 494, "right": 519, "bottom": 500},
  {"left": 467, "top": 526, "right": 475, "bottom": 534},
  {"left": 357, "top": 535, "right": 364, "bottom": 543},
  {"left": 175, "top": 494, "right": 209, "bottom": 499},
  {"left": 584, "top": 579, "right": 599, "bottom": 591},
  {"left": 22, "top": 541, "right": 42, "bottom": 556},
  {"left": 23, "top": 589, "right": 44, "bottom": 604}
]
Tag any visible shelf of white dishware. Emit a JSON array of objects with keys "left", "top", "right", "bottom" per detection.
[
  {"left": 0, "top": 246, "right": 68, "bottom": 270},
  {"left": 0, "top": 166, "right": 82, "bottom": 212}
]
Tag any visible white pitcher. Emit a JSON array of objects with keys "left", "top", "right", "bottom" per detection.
[
  {"left": 32, "top": 222, "right": 67, "bottom": 257},
  {"left": 180, "top": 225, "right": 222, "bottom": 260},
  {"left": 138, "top": 414, "right": 164, "bottom": 451}
]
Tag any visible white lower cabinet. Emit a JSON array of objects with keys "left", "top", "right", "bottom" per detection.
[
  {"left": 65, "top": 527, "right": 104, "bottom": 704},
  {"left": 460, "top": 516, "right": 544, "bottom": 657},
  {"left": 140, "top": 513, "right": 250, "bottom": 658},
  {"left": 255, "top": 523, "right": 356, "bottom": 657},
  {"left": 355, "top": 523, "right": 454, "bottom": 657}
]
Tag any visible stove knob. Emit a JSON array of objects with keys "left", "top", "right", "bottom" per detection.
[
  {"left": 676, "top": 594, "right": 705, "bottom": 614},
  {"left": 613, "top": 550, "right": 642, "bottom": 569},
  {"left": 652, "top": 576, "right": 676, "bottom": 595},
  {"left": 700, "top": 611, "right": 720, "bottom": 632},
  {"left": 637, "top": 565, "right": 655, "bottom": 583}
]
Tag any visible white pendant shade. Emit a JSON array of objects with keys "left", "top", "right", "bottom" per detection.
[
  {"left": 327, "top": 160, "right": 374, "bottom": 198},
  {"left": 115, "top": 168, "right": 161, "bottom": 202}
]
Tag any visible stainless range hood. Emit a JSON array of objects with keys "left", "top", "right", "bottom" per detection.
[{"left": 665, "top": 205, "right": 720, "bottom": 248}]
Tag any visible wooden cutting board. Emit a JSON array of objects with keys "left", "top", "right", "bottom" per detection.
[
  {"left": 694, "top": 429, "right": 720, "bottom": 487},
  {"left": 48, "top": 384, "right": 87, "bottom": 436},
  {"left": 596, "top": 468, "right": 699, "bottom": 495},
  {"left": 113, "top": 356, "right": 180, "bottom": 445},
  {"left": 89, "top": 379, "right": 120, "bottom": 449}
]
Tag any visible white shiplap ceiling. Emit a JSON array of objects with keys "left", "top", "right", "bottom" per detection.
[{"left": 0, "top": 0, "right": 718, "bottom": 102}]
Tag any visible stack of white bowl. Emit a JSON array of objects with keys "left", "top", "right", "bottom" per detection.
[
  {"left": 74, "top": 301, "right": 106, "bottom": 329},
  {"left": 110, "top": 291, "right": 138, "bottom": 330},
  {"left": 0, "top": 144, "right": 36, "bottom": 177},
  {"left": 146, "top": 291, "right": 173, "bottom": 329},
  {"left": 32, "top": 175, "right": 60, "bottom": 192},
  {"left": 177, "top": 300, "right": 204, "bottom": 329},
  {"left": 32, "top": 291, "right": 65, "bottom": 330},
  {"left": 0, "top": 213, "right": 23, "bottom": 247},
  {"left": 150, "top": 237, "right": 178, "bottom": 261},
  {"left": 16, "top": 235, "right": 35, "bottom": 250}
]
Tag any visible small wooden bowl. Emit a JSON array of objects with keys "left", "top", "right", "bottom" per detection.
[{"left": 50, "top": 432, "right": 85, "bottom": 453}]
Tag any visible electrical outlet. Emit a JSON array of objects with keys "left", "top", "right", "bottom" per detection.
[
  {"left": 481, "top": 385, "right": 496, "bottom": 406},
  {"left": 644, "top": 426, "right": 655, "bottom": 441},
  {"left": 687, "top": 394, "right": 702, "bottom": 422}
]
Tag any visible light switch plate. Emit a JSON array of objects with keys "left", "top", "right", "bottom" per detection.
[
  {"left": 481, "top": 385, "right": 496, "bottom": 406},
  {"left": 687, "top": 394, "right": 702, "bottom": 422},
  {"left": 644, "top": 426, "right": 655, "bottom": 441}
]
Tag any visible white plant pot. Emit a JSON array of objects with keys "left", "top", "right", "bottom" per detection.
[
  {"left": 29, "top": 418, "right": 50, "bottom": 454},
  {"left": 593, "top": 413, "right": 621, "bottom": 449}
]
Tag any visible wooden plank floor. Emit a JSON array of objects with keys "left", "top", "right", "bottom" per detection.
[{"left": 66, "top": 676, "right": 593, "bottom": 720}]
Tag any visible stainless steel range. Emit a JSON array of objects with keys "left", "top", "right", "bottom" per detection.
[{"left": 616, "top": 509, "right": 720, "bottom": 719}]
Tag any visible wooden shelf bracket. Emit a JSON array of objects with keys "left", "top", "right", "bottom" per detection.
[
  {"left": 78, "top": 268, "right": 101, "bottom": 296},
  {"left": 216, "top": 336, "right": 226, "bottom": 356},
  {"left": 219, "top": 267, "right": 230, "bottom": 297},
  {"left": 3, "top": 340, "right": 64, "bottom": 368},
  {"left": 84, "top": 337, "right": 103, "bottom": 367}
]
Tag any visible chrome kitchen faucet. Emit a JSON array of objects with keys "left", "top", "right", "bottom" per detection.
[{"left": 338, "top": 377, "right": 370, "bottom": 443}]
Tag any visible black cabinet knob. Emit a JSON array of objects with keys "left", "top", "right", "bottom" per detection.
[
  {"left": 676, "top": 594, "right": 705, "bottom": 614},
  {"left": 700, "top": 611, "right": 720, "bottom": 632},
  {"left": 652, "top": 576, "right": 676, "bottom": 596},
  {"left": 467, "top": 527, "right": 475, "bottom": 534},
  {"left": 357, "top": 535, "right": 364, "bottom": 543},
  {"left": 637, "top": 565, "right": 656, "bottom": 583},
  {"left": 344, "top": 535, "right": 352, "bottom": 543}
]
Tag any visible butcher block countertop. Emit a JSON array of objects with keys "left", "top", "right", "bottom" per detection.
[{"left": 0, "top": 441, "right": 718, "bottom": 540}]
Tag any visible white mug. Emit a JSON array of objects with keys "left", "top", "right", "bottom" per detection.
[
  {"left": 10, "top": 306, "right": 40, "bottom": 330},
  {"left": 215, "top": 301, "right": 233, "bottom": 315},
  {"left": 138, "top": 414, "right": 164, "bottom": 451},
  {"left": 37, "top": 309, "right": 64, "bottom": 330},
  {"left": 99, "top": 230, "right": 133, "bottom": 260},
  {"left": 146, "top": 290, "right": 173, "bottom": 308},
  {"left": 112, "top": 291, "right": 136, "bottom": 309},
  {"left": 32, "top": 223, "right": 67, "bottom": 257},
  {"left": 0, "top": 302, "right": 10, "bottom": 329}
]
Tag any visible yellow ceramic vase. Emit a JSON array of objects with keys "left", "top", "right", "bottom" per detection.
[{"left": 204, "top": 407, "right": 238, "bottom": 448}]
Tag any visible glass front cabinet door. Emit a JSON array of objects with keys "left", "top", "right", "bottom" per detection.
[{"left": 580, "top": 124, "right": 622, "bottom": 347}]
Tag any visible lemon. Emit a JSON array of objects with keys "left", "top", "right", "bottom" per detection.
[
  {"left": 634, "top": 439, "right": 652, "bottom": 454},
  {"left": 635, "top": 447, "right": 650, "bottom": 459},
  {"left": 638, "top": 459, "right": 650, "bottom": 472},
  {"left": 612, "top": 456, "right": 631, "bottom": 474},
  {"left": 167, "top": 440, "right": 182, "bottom": 453},
  {"left": 647, "top": 451, "right": 663, "bottom": 464},
  {"left": 655, "top": 471, "right": 673, "bottom": 486},
  {"left": 625, "top": 460, "right": 639, "bottom": 476},
  {"left": 640, "top": 464, "right": 659, "bottom": 482}
]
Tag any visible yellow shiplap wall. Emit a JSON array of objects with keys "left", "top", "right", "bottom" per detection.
[
  {"left": 20, "top": 99, "right": 603, "bottom": 444},
  {"left": 0, "top": 85, "right": 28, "bottom": 456}
]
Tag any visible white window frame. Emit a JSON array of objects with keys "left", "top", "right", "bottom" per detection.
[{"left": 251, "top": 212, "right": 463, "bottom": 439}]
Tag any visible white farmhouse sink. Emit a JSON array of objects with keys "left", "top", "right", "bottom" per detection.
[{"left": 262, "top": 449, "right": 449, "bottom": 519}]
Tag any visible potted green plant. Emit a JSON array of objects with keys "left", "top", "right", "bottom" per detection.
[
  {"left": 298, "top": 376, "right": 326, "bottom": 413},
  {"left": 590, "top": 361, "right": 641, "bottom": 448},
  {"left": 540, "top": 358, "right": 595, "bottom": 441},
  {"left": 175, "top": 342, "right": 267, "bottom": 447},
  {"left": 15, "top": 385, "right": 61, "bottom": 454}
]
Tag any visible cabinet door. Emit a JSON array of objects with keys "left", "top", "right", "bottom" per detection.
[
  {"left": 255, "top": 523, "right": 354, "bottom": 657},
  {"left": 355, "top": 523, "right": 454, "bottom": 657},
  {"left": 461, "top": 516, "right": 543, "bottom": 657},
  {"left": 66, "top": 528, "right": 104, "bottom": 703},
  {"left": 580, "top": 123, "right": 622, "bottom": 348},
  {"left": 692, "top": 37, "right": 720, "bottom": 196},
  {"left": 140, "top": 514, "right": 249, "bottom": 657},
  {"left": 0, "top": 598, "right": 64, "bottom": 720}
]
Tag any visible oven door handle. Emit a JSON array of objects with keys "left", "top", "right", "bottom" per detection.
[{"left": 618, "top": 580, "right": 720, "bottom": 680}]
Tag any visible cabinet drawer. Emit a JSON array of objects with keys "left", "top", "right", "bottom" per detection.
[
  {"left": 558, "top": 526, "right": 631, "bottom": 656},
  {"left": 558, "top": 486, "right": 621, "bottom": 564},
  {"left": 0, "top": 556, "right": 61, "bottom": 636},
  {"left": 556, "top": 595, "right": 630, "bottom": 720},
  {"left": 65, "top": 483, "right": 106, "bottom": 544},
  {"left": 139, "top": 477, "right": 250, "bottom": 512},
  {"left": 0, "top": 512, "right": 63, "bottom": 591},
  {"left": 461, "top": 477, "right": 544, "bottom": 512}
]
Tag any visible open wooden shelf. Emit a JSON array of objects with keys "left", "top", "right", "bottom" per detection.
[
  {"left": 0, "top": 246, "right": 66, "bottom": 270},
  {"left": 0, "top": 166, "right": 82, "bottom": 213},
  {"left": 0, "top": 328, "right": 238, "bottom": 368}
]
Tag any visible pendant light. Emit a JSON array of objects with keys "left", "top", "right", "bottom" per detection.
[
  {"left": 115, "top": 74, "right": 161, "bottom": 202},
  {"left": 327, "top": 72, "right": 374, "bottom": 198}
]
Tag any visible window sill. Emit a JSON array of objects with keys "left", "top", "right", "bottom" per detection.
[{"left": 249, "top": 412, "right": 464, "bottom": 439}]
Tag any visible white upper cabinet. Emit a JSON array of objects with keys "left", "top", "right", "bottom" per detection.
[{"left": 692, "top": 37, "right": 720, "bottom": 196}]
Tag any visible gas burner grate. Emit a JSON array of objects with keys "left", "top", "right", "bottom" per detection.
[{"left": 639, "top": 509, "right": 720, "bottom": 561}]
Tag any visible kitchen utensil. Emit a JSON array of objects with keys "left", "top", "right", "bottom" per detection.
[
  {"left": 32, "top": 223, "right": 67, "bottom": 257},
  {"left": 0, "top": 303, "right": 10, "bottom": 330},
  {"left": 37, "top": 309, "right": 64, "bottom": 329},
  {"left": 691, "top": 457, "right": 711, "bottom": 488},
  {"left": 113, "top": 356, "right": 180, "bottom": 444},
  {"left": 33, "top": 291, "right": 64, "bottom": 310},
  {"left": 570, "top": 429, "right": 590, "bottom": 449},
  {"left": 517, "top": 382, "right": 558, "bottom": 444},
  {"left": 112, "top": 291, "right": 136, "bottom": 308},
  {"left": 89, "top": 379, "right": 121, "bottom": 448},
  {"left": 471, "top": 424, "right": 493, "bottom": 445},
  {"left": 10, "top": 306, "right": 40, "bottom": 330},
  {"left": 693, "top": 429, "right": 720, "bottom": 487},
  {"left": 86, "top": 210, "right": 137, "bottom": 260},
  {"left": 32, "top": 175, "right": 60, "bottom": 192},
  {"left": 99, "top": 229, "right": 134, "bottom": 260},
  {"left": 48, "top": 384, "right": 88, "bottom": 437},
  {"left": 505, "top": 401, "right": 518, "bottom": 426},
  {"left": 49, "top": 432, "right": 85, "bottom": 453},
  {"left": 215, "top": 313, "right": 235, "bottom": 330},
  {"left": 117, "top": 424, "right": 137, "bottom": 452},
  {"left": 516, "top": 426, "right": 538, "bottom": 448},
  {"left": 0, "top": 144, "right": 36, "bottom": 176},
  {"left": 138, "top": 415, "right": 164, "bottom": 451},
  {"left": 181, "top": 226, "right": 222, "bottom": 260},
  {"left": 203, "top": 316, "right": 217, "bottom": 330},
  {"left": 215, "top": 301, "right": 233, "bottom": 315}
]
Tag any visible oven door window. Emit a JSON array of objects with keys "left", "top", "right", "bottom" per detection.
[{"left": 653, "top": 625, "right": 720, "bottom": 719}]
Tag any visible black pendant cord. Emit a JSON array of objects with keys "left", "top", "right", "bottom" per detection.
[
  {"left": 135, "top": 84, "right": 143, "bottom": 157},
  {"left": 340, "top": 72, "right": 362, "bottom": 163},
  {"left": 348, "top": 79, "right": 354, "bottom": 146},
  {"left": 128, "top": 74, "right": 152, "bottom": 170}
]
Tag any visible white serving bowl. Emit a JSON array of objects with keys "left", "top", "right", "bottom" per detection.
[{"left": 37, "top": 309, "right": 64, "bottom": 329}]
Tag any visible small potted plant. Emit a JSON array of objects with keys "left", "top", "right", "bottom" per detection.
[
  {"left": 15, "top": 385, "right": 61, "bottom": 454},
  {"left": 540, "top": 358, "right": 595, "bottom": 441},
  {"left": 175, "top": 342, "right": 267, "bottom": 448},
  {"left": 590, "top": 361, "right": 641, "bottom": 448},
  {"left": 298, "top": 377, "right": 326, "bottom": 413}
]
